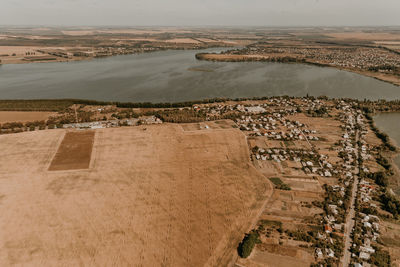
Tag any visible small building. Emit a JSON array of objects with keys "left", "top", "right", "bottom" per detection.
[
  {"left": 359, "top": 251, "right": 370, "bottom": 260},
  {"left": 334, "top": 224, "right": 343, "bottom": 231},
  {"left": 315, "top": 248, "right": 323, "bottom": 259},
  {"left": 324, "top": 224, "right": 332, "bottom": 234},
  {"left": 360, "top": 245, "right": 375, "bottom": 254},
  {"left": 325, "top": 248, "right": 334, "bottom": 258}
]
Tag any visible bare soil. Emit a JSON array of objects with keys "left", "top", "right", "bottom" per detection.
[{"left": 48, "top": 131, "right": 95, "bottom": 171}]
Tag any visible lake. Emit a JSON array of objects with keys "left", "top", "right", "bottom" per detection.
[
  {"left": 1, "top": 48, "right": 400, "bottom": 103},
  {"left": 374, "top": 112, "right": 400, "bottom": 170}
]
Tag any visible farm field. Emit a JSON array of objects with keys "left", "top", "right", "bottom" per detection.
[
  {"left": 0, "top": 124, "right": 269, "bottom": 266},
  {"left": 48, "top": 131, "right": 95, "bottom": 171},
  {"left": 0, "top": 111, "right": 55, "bottom": 123}
]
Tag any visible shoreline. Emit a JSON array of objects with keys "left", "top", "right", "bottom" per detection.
[
  {"left": 195, "top": 53, "right": 400, "bottom": 87},
  {"left": 1, "top": 96, "right": 400, "bottom": 111},
  {"left": 0, "top": 45, "right": 232, "bottom": 66},
  {"left": 372, "top": 112, "right": 400, "bottom": 195}
]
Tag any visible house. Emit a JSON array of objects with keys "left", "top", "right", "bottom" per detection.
[
  {"left": 317, "top": 232, "right": 326, "bottom": 240},
  {"left": 329, "top": 205, "right": 339, "bottom": 215},
  {"left": 363, "top": 238, "right": 371, "bottom": 247},
  {"left": 334, "top": 224, "right": 343, "bottom": 231},
  {"left": 325, "top": 248, "right": 334, "bottom": 258},
  {"left": 360, "top": 246, "right": 375, "bottom": 254},
  {"left": 324, "top": 224, "right": 332, "bottom": 234},
  {"left": 359, "top": 252, "right": 370, "bottom": 260},
  {"left": 364, "top": 222, "right": 372, "bottom": 228},
  {"left": 315, "top": 248, "right": 323, "bottom": 259}
]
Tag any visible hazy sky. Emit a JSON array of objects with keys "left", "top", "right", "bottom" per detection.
[{"left": 1, "top": 0, "right": 400, "bottom": 26}]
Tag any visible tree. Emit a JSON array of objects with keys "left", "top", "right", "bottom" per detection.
[{"left": 237, "top": 230, "right": 260, "bottom": 258}]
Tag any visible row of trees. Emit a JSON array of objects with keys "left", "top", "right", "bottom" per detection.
[
  {"left": 0, "top": 120, "right": 47, "bottom": 130},
  {"left": 380, "top": 192, "right": 400, "bottom": 218}
]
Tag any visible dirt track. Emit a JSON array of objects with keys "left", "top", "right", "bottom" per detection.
[{"left": 0, "top": 124, "right": 269, "bottom": 266}]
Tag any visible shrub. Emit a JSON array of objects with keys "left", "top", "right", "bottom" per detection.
[
  {"left": 269, "top": 177, "right": 291, "bottom": 190},
  {"left": 380, "top": 192, "right": 400, "bottom": 217},
  {"left": 370, "top": 248, "right": 391, "bottom": 267},
  {"left": 376, "top": 155, "right": 391, "bottom": 170},
  {"left": 369, "top": 172, "right": 389, "bottom": 187}
]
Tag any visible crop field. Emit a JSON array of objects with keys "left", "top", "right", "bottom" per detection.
[
  {"left": 0, "top": 124, "right": 269, "bottom": 266},
  {"left": 48, "top": 131, "right": 95, "bottom": 171},
  {"left": 0, "top": 111, "right": 56, "bottom": 123},
  {"left": 238, "top": 248, "right": 313, "bottom": 267}
]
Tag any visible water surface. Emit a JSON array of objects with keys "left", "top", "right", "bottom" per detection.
[
  {"left": 1, "top": 48, "right": 400, "bottom": 102},
  {"left": 374, "top": 112, "right": 400, "bottom": 170}
]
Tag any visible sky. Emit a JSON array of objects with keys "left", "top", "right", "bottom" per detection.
[{"left": 1, "top": 0, "right": 400, "bottom": 27}]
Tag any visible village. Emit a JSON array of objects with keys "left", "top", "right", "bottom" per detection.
[
  {"left": 192, "top": 97, "right": 397, "bottom": 267},
  {"left": 233, "top": 44, "right": 400, "bottom": 74}
]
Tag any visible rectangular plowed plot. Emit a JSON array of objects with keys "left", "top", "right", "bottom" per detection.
[{"left": 49, "top": 131, "right": 95, "bottom": 171}]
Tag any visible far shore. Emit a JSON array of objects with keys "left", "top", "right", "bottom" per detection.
[
  {"left": 195, "top": 53, "right": 400, "bottom": 87},
  {"left": 0, "top": 46, "right": 222, "bottom": 65}
]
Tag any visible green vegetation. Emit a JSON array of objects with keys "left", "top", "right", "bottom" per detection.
[
  {"left": 285, "top": 229, "right": 314, "bottom": 242},
  {"left": 258, "top": 219, "right": 282, "bottom": 228},
  {"left": 237, "top": 230, "right": 260, "bottom": 258},
  {"left": 269, "top": 177, "right": 283, "bottom": 185},
  {"left": 368, "top": 172, "right": 389, "bottom": 187},
  {"left": 380, "top": 192, "right": 400, "bottom": 218},
  {"left": 368, "top": 64, "right": 399, "bottom": 73},
  {"left": 269, "top": 177, "right": 291, "bottom": 190},
  {"left": 310, "top": 258, "right": 337, "bottom": 267},
  {"left": 363, "top": 111, "right": 397, "bottom": 151},
  {"left": 370, "top": 247, "right": 391, "bottom": 267},
  {"left": 376, "top": 154, "right": 392, "bottom": 170},
  {"left": 152, "top": 109, "right": 206, "bottom": 123},
  {"left": 0, "top": 99, "right": 75, "bottom": 111},
  {"left": 0, "top": 97, "right": 283, "bottom": 112},
  {"left": 307, "top": 106, "right": 329, "bottom": 117}
]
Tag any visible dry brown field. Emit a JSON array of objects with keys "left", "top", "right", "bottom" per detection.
[
  {"left": 327, "top": 32, "right": 400, "bottom": 41},
  {"left": 0, "top": 46, "right": 44, "bottom": 55},
  {"left": 263, "top": 190, "right": 322, "bottom": 219},
  {"left": 381, "top": 220, "right": 400, "bottom": 266},
  {"left": 236, "top": 247, "right": 313, "bottom": 267},
  {"left": 165, "top": 38, "right": 201, "bottom": 44},
  {"left": 197, "top": 53, "right": 269, "bottom": 62},
  {"left": 0, "top": 111, "right": 56, "bottom": 123},
  {"left": 0, "top": 46, "right": 67, "bottom": 64},
  {"left": 0, "top": 124, "right": 269, "bottom": 266}
]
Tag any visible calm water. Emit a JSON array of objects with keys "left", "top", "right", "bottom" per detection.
[
  {"left": 1, "top": 48, "right": 400, "bottom": 103},
  {"left": 374, "top": 112, "right": 400, "bottom": 169}
]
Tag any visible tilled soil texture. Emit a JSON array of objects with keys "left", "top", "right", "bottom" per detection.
[{"left": 48, "top": 131, "right": 95, "bottom": 171}]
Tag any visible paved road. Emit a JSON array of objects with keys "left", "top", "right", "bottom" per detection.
[
  {"left": 341, "top": 174, "right": 359, "bottom": 266},
  {"left": 340, "top": 129, "right": 360, "bottom": 267}
]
